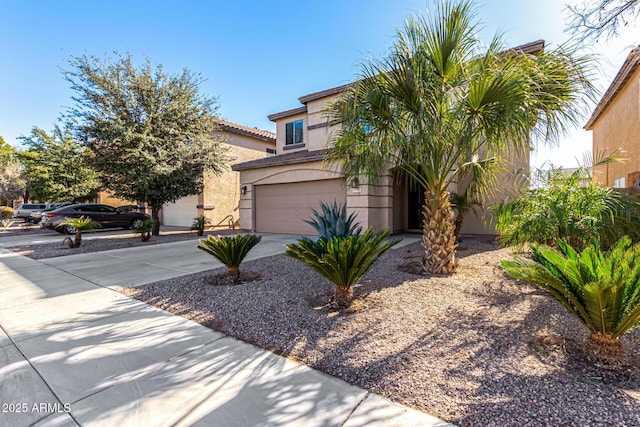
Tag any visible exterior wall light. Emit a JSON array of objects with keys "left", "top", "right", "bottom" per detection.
[{"left": 240, "top": 185, "right": 247, "bottom": 195}]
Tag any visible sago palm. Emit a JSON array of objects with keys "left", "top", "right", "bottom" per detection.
[
  {"left": 502, "top": 237, "right": 640, "bottom": 360},
  {"left": 60, "top": 216, "right": 96, "bottom": 248},
  {"left": 326, "top": 0, "right": 595, "bottom": 273},
  {"left": 197, "top": 234, "right": 262, "bottom": 283},
  {"left": 285, "top": 228, "right": 399, "bottom": 307}
]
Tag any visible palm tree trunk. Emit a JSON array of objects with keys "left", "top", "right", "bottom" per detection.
[
  {"left": 421, "top": 190, "right": 458, "bottom": 274},
  {"left": 74, "top": 230, "right": 82, "bottom": 248},
  {"left": 335, "top": 285, "right": 354, "bottom": 307}
]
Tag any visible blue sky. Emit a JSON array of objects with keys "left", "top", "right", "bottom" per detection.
[{"left": 1, "top": 1, "right": 637, "bottom": 167}]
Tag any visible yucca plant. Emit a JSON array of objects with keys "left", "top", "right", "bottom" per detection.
[
  {"left": 191, "top": 215, "right": 210, "bottom": 236},
  {"left": 59, "top": 216, "right": 97, "bottom": 248},
  {"left": 285, "top": 228, "right": 399, "bottom": 307},
  {"left": 0, "top": 219, "right": 15, "bottom": 229},
  {"left": 305, "top": 200, "right": 362, "bottom": 241},
  {"left": 197, "top": 234, "right": 262, "bottom": 283},
  {"left": 501, "top": 236, "right": 640, "bottom": 363},
  {"left": 133, "top": 219, "right": 154, "bottom": 242}
]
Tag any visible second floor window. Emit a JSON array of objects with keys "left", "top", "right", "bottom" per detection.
[{"left": 285, "top": 120, "right": 304, "bottom": 145}]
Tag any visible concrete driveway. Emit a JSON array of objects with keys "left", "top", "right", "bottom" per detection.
[
  {"left": 37, "top": 233, "right": 304, "bottom": 288},
  {"left": 0, "top": 232, "right": 447, "bottom": 427}
]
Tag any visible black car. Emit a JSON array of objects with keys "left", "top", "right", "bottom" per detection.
[{"left": 42, "top": 203, "right": 150, "bottom": 234}]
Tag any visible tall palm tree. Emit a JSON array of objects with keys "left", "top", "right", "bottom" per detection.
[{"left": 326, "top": 0, "right": 595, "bottom": 274}]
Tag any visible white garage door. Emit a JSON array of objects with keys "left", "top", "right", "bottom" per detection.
[
  {"left": 255, "top": 179, "right": 346, "bottom": 235},
  {"left": 162, "top": 195, "right": 198, "bottom": 227}
]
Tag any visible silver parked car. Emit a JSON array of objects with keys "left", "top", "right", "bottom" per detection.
[{"left": 13, "top": 203, "right": 48, "bottom": 221}]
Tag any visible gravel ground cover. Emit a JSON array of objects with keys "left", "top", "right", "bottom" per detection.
[
  {"left": 6, "top": 229, "right": 239, "bottom": 259},
  {"left": 122, "top": 237, "right": 640, "bottom": 426}
]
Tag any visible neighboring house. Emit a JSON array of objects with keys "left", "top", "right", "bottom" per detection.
[
  {"left": 233, "top": 77, "right": 531, "bottom": 235},
  {"left": 586, "top": 46, "right": 640, "bottom": 192},
  {"left": 98, "top": 120, "right": 276, "bottom": 227}
]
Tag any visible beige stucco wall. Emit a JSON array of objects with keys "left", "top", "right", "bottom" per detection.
[
  {"left": 591, "top": 67, "right": 640, "bottom": 188},
  {"left": 274, "top": 111, "right": 307, "bottom": 154},
  {"left": 306, "top": 94, "right": 341, "bottom": 151},
  {"left": 96, "top": 191, "right": 136, "bottom": 208},
  {"left": 201, "top": 132, "right": 274, "bottom": 227},
  {"left": 273, "top": 94, "right": 341, "bottom": 153}
]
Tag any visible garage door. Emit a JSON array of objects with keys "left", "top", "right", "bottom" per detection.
[
  {"left": 162, "top": 195, "right": 198, "bottom": 227},
  {"left": 255, "top": 179, "right": 346, "bottom": 234}
]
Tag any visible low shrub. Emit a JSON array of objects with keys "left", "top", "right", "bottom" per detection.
[
  {"left": 191, "top": 215, "right": 210, "bottom": 236},
  {"left": 491, "top": 169, "right": 639, "bottom": 249},
  {"left": 133, "top": 219, "right": 154, "bottom": 242},
  {"left": 0, "top": 206, "right": 14, "bottom": 220}
]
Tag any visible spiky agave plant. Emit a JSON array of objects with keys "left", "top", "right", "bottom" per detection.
[
  {"left": 501, "top": 236, "right": 640, "bottom": 363},
  {"left": 59, "top": 216, "right": 97, "bottom": 248},
  {"left": 285, "top": 228, "right": 399, "bottom": 307},
  {"left": 197, "top": 234, "right": 262, "bottom": 283},
  {"left": 305, "top": 200, "right": 362, "bottom": 241}
]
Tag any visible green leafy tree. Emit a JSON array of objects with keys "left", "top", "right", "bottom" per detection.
[
  {"left": 502, "top": 237, "right": 640, "bottom": 363},
  {"left": 65, "top": 52, "right": 230, "bottom": 235},
  {"left": 18, "top": 126, "right": 101, "bottom": 203},
  {"left": 326, "top": 1, "right": 595, "bottom": 274},
  {"left": 0, "top": 137, "right": 25, "bottom": 205}
]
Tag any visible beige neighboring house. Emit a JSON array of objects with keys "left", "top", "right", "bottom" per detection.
[
  {"left": 233, "top": 81, "right": 530, "bottom": 236},
  {"left": 586, "top": 46, "right": 640, "bottom": 192},
  {"left": 98, "top": 120, "right": 276, "bottom": 227},
  {"left": 162, "top": 120, "right": 276, "bottom": 227}
]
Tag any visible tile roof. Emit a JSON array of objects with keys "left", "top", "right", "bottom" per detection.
[
  {"left": 585, "top": 46, "right": 640, "bottom": 130},
  {"left": 232, "top": 149, "right": 329, "bottom": 171},
  {"left": 216, "top": 119, "right": 276, "bottom": 143},
  {"left": 509, "top": 39, "right": 545, "bottom": 55}
]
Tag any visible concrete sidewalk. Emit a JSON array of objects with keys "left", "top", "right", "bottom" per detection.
[{"left": 0, "top": 242, "right": 450, "bottom": 426}]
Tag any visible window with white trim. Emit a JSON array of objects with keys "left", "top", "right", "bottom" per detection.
[{"left": 613, "top": 177, "right": 626, "bottom": 188}]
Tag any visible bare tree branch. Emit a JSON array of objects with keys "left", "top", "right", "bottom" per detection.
[{"left": 567, "top": 0, "right": 639, "bottom": 42}]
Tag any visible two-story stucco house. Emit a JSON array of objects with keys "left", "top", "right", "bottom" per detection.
[
  {"left": 586, "top": 46, "right": 640, "bottom": 192},
  {"left": 232, "top": 76, "right": 531, "bottom": 236}
]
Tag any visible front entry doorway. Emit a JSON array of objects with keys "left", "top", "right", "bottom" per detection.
[{"left": 408, "top": 185, "right": 425, "bottom": 230}]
